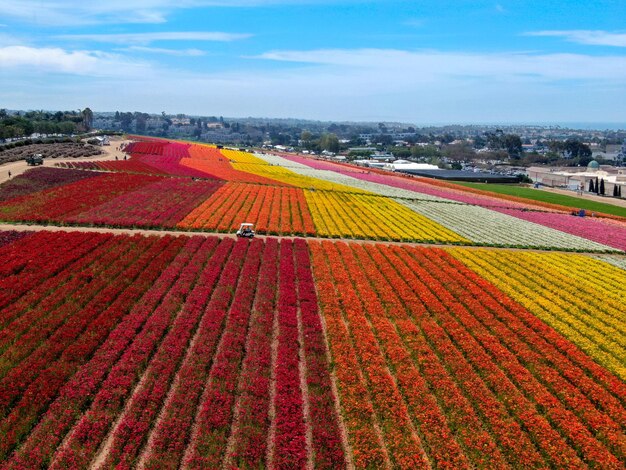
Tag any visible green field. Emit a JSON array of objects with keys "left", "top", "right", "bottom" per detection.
[{"left": 455, "top": 182, "right": 626, "bottom": 218}]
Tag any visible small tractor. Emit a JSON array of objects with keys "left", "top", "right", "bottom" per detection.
[
  {"left": 26, "top": 154, "right": 44, "bottom": 166},
  {"left": 236, "top": 223, "right": 255, "bottom": 238}
]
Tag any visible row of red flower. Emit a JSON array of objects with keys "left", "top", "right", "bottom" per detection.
[
  {"left": 0, "top": 234, "right": 185, "bottom": 462},
  {"left": 48, "top": 237, "right": 229, "bottom": 468},
  {"left": 0, "top": 233, "right": 346, "bottom": 469},
  {"left": 5, "top": 235, "right": 203, "bottom": 468}
]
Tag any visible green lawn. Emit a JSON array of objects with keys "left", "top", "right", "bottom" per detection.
[{"left": 454, "top": 182, "right": 626, "bottom": 218}]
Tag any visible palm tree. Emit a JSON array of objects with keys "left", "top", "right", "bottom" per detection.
[{"left": 82, "top": 107, "right": 94, "bottom": 131}]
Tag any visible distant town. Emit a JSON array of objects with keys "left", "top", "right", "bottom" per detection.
[{"left": 2, "top": 109, "right": 625, "bottom": 182}]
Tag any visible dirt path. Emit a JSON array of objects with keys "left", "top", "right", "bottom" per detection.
[
  {"left": 0, "top": 222, "right": 623, "bottom": 256},
  {"left": 0, "top": 137, "right": 132, "bottom": 184}
]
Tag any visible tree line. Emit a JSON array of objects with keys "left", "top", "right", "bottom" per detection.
[{"left": 0, "top": 108, "right": 93, "bottom": 140}]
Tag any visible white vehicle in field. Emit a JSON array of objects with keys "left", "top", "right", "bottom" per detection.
[{"left": 236, "top": 223, "right": 255, "bottom": 238}]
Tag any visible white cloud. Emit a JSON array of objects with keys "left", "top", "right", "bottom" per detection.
[
  {"left": 2, "top": 46, "right": 626, "bottom": 123},
  {"left": 0, "top": 45, "right": 150, "bottom": 77},
  {"left": 253, "top": 48, "right": 626, "bottom": 81},
  {"left": 0, "top": 0, "right": 353, "bottom": 26},
  {"left": 57, "top": 32, "right": 251, "bottom": 45},
  {"left": 525, "top": 30, "right": 626, "bottom": 47},
  {"left": 123, "top": 46, "right": 206, "bottom": 56}
]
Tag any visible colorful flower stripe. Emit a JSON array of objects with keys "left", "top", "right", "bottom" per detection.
[
  {"left": 57, "top": 158, "right": 169, "bottom": 175},
  {"left": 279, "top": 153, "right": 539, "bottom": 209},
  {"left": 68, "top": 177, "right": 223, "bottom": 228},
  {"left": 355, "top": 243, "right": 508, "bottom": 468},
  {"left": 495, "top": 207, "right": 626, "bottom": 251},
  {"left": 422, "top": 248, "right": 626, "bottom": 460},
  {"left": 0, "top": 241, "right": 108, "bottom": 362},
  {"left": 99, "top": 239, "right": 250, "bottom": 469},
  {"left": 124, "top": 140, "right": 191, "bottom": 159},
  {"left": 400, "top": 199, "right": 617, "bottom": 251},
  {"left": 134, "top": 154, "right": 213, "bottom": 178},
  {"left": 0, "top": 167, "right": 99, "bottom": 203},
  {"left": 317, "top": 241, "right": 430, "bottom": 468},
  {"left": 257, "top": 151, "right": 447, "bottom": 200},
  {"left": 374, "top": 244, "right": 578, "bottom": 467},
  {"left": 305, "top": 190, "right": 469, "bottom": 243},
  {"left": 448, "top": 248, "right": 626, "bottom": 380},
  {"left": 0, "top": 234, "right": 130, "bottom": 377},
  {"left": 50, "top": 237, "right": 231, "bottom": 469},
  {"left": 309, "top": 241, "right": 389, "bottom": 468},
  {"left": 309, "top": 240, "right": 626, "bottom": 466},
  {"left": 293, "top": 238, "right": 346, "bottom": 469},
  {"left": 0, "top": 172, "right": 160, "bottom": 223},
  {"left": 447, "top": 250, "right": 626, "bottom": 413},
  {"left": 124, "top": 141, "right": 167, "bottom": 156},
  {"left": 336, "top": 241, "right": 467, "bottom": 468},
  {"left": 375, "top": 245, "right": 549, "bottom": 467},
  {"left": 225, "top": 150, "right": 360, "bottom": 192},
  {"left": 182, "top": 144, "right": 282, "bottom": 184},
  {"left": 406, "top": 247, "right": 623, "bottom": 465},
  {"left": 144, "top": 239, "right": 261, "bottom": 469},
  {"left": 591, "top": 254, "right": 626, "bottom": 271},
  {"left": 0, "top": 235, "right": 145, "bottom": 419},
  {"left": 0, "top": 234, "right": 180, "bottom": 461},
  {"left": 224, "top": 238, "right": 280, "bottom": 468},
  {"left": 0, "top": 231, "right": 108, "bottom": 311},
  {"left": 5, "top": 236, "right": 196, "bottom": 469},
  {"left": 270, "top": 240, "right": 308, "bottom": 468},
  {"left": 178, "top": 181, "right": 316, "bottom": 235}
]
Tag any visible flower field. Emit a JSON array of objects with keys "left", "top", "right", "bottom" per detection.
[
  {"left": 1, "top": 136, "right": 626, "bottom": 467},
  {"left": 0, "top": 233, "right": 347, "bottom": 469},
  {"left": 311, "top": 240, "right": 626, "bottom": 468},
  {"left": 0, "top": 221, "right": 624, "bottom": 468},
  {"left": 178, "top": 182, "right": 316, "bottom": 235},
  {"left": 2, "top": 139, "right": 624, "bottom": 251},
  {"left": 400, "top": 199, "right": 616, "bottom": 250},
  {"left": 449, "top": 248, "right": 626, "bottom": 380}
]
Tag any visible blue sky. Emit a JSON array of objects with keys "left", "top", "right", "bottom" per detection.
[{"left": 1, "top": 0, "right": 625, "bottom": 124}]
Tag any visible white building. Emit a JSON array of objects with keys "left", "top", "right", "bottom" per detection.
[{"left": 528, "top": 160, "right": 626, "bottom": 195}]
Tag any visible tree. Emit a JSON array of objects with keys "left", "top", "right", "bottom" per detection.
[
  {"left": 600, "top": 178, "right": 605, "bottom": 195},
  {"left": 411, "top": 145, "right": 440, "bottom": 159},
  {"left": 443, "top": 142, "right": 475, "bottom": 160},
  {"left": 135, "top": 114, "right": 147, "bottom": 133},
  {"left": 319, "top": 133, "right": 340, "bottom": 153},
  {"left": 300, "top": 131, "right": 312, "bottom": 148},
  {"left": 503, "top": 134, "right": 523, "bottom": 158},
  {"left": 378, "top": 134, "right": 394, "bottom": 146},
  {"left": 562, "top": 139, "right": 592, "bottom": 159},
  {"left": 472, "top": 135, "right": 486, "bottom": 149}
]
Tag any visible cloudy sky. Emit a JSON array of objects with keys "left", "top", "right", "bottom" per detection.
[{"left": 1, "top": 0, "right": 625, "bottom": 124}]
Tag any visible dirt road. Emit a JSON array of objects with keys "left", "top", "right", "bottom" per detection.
[{"left": 0, "top": 222, "right": 623, "bottom": 256}]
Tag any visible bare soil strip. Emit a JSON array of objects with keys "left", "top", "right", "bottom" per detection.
[
  {"left": 0, "top": 222, "right": 622, "bottom": 257},
  {"left": 265, "top": 298, "right": 280, "bottom": 469},
  {"left": 296, "top": 304, "right": 315, "bottom": 470}
]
